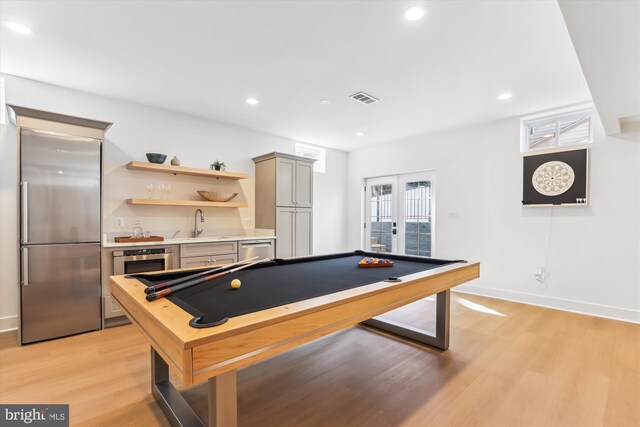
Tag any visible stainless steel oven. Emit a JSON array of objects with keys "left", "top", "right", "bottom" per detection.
[{"left": 113, "top": 247, "right": 175, "bottom": 275}]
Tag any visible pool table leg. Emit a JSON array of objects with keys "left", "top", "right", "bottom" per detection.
[
  {"left": 151, "top": 347, "right": 238, "bottom": 427},
  {"left": 362, "top": 289, "right": 450, "bottom": 350},
  {"left": 151, "top": 347, "right": 204, "bottom": 427},
  {"left": 208, "top": 369, "right": 237, "bottom": 427}
]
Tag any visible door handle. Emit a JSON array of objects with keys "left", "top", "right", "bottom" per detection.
[
  {"left": 21, "top": 181, "right": 28, "bottom": 243},
  {"left": 22, "top": 248, "right": 29, "bottom": 286}
]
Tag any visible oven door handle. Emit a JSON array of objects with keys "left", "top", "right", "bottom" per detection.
[{"left": 118, "top": 254, "right": 172, "bottom": 262}]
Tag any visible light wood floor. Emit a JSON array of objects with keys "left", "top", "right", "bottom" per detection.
[{"left": 1, "top": 292, "right": 638, "bottom": 427}]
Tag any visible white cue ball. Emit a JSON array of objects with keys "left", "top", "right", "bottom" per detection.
[{"left": 231, "top": 279, "right": 241, "bottom": 289}]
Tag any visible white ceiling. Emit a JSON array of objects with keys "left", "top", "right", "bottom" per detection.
[
  {"left": 558, "top": 0, "right": 640, "bottom": 135},
  {"left": 0, "top": 0, "right": 592, "bottom": 151}
]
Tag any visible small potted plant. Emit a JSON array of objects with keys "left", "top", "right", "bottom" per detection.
[{"left": 210, "top": 160, "right": 226, "bottom": 171}]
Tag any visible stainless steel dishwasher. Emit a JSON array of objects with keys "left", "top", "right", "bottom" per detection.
[{"left": 239, "top": 239, "right": 275, "bottom": 260}]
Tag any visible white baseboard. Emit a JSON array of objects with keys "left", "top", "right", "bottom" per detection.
[
  {"left": 454, "top": 284, "right": 640, "bottom": 324},
  {"left": 0, "top": 315, "right": 18, "bottom": 333},
  {"left": 1, "top": 288, "right": 637, "bottom": 333}
]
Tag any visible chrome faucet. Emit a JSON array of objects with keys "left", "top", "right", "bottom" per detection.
[{"left": 194, "top": 209, "right": 204, "bottom": 238}]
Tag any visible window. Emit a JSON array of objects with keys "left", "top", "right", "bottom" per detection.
[
  {"left": 403, "top": 180, "right": 432, "bottom": 257},
  {"left": 295, "top": 142, "right": 326, "bottom": 173},
  {"left": 520, "top": 104, "right": 594, "bottom": 153}
]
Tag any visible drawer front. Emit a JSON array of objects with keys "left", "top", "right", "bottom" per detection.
[
  {"left": 104, "top": 295, "right": 124, "bottom": 319},
  {"left": 180, "top": 254, "right": 238, "bottom": 269},
  {"left": 180, "top": 241, "right": 237, "bottom": 258}
]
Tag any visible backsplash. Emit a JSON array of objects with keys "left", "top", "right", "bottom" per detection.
[{"left": 104, "top": 228, "right": 274, "bottom": 243}]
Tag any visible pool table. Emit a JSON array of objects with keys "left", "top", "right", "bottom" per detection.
[{"left": 110, "top": 250, "right": 480, "bottom": 427}]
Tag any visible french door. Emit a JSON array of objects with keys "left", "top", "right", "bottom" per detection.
[{"left": 364, "top": 172, "right": 435, "bottom": 256}]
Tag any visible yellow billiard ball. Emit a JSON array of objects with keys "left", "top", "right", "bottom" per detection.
[{"left": 231, "top": 279, "right": 241, "bottom": 289}]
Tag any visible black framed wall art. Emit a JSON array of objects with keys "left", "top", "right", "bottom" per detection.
[{"left": 522, "top": 148, "right": 589, "bottom": 206}]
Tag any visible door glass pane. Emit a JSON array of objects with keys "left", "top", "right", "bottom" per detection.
[
  {"left": 403, "top": 181, "right": 432, "bottom": 256},
  {"left": 370, "top": 184, "right": 393, "bottom": 253}
]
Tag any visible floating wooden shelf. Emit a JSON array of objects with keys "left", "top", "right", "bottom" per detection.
[
  {"left": 126, "top": 161, "right": 248, "bottom": 180},
  {"left": 127, "top": 198, "right": 248, "bottom": 208}
]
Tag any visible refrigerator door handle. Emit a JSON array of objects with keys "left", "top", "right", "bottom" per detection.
[
  {"left": 22, "top": 247, "right": 29, "bottom": 286},
  {"left": 21, "top": 181, "right": 28, "bottom": 244}
]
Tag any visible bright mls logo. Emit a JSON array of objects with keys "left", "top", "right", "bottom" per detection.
[{"left": 1, "top": 405, "right": 69, "bottom": 426}]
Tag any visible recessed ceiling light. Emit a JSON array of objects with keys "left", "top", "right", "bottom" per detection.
[
  {"left": 405, "top": 7, "right": 425, "bottom": 21},
  {"left": 4, "top": 21, "right": 33, "bottom": 35},
  {"left": 356, "top": 132, "right": 365, "bottom": 137},
  {"left": 318, "top": 99, "right": 331, "bottom": 105},
  {"left": 498, "top": 92, "right": 513, "bottom": 100},
  {"left": 246, "top": 98, "right": 259, "bottom": 105}
]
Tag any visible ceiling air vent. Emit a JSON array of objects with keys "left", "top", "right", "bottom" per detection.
[{"left": 349, "top": 91, "right": 379, "bottom": 105}]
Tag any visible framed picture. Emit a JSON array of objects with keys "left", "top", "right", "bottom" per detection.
[{"left": 522, "top": 148, "right": 589, "bottom": 206}]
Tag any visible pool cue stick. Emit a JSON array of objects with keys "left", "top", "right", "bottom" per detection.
[
  {"left": 144, "top": 256, "right": 259, "bottom": 294},
  {"left": 146, "top": 258, "right": 270, "bottom": 301}
]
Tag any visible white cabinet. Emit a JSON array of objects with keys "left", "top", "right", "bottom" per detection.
[
  {"left": 294, "top": 207, "right": 313, "bottom": 257},
  {"left": 275, "top": 207, "right": 312, "bottom": 258},
  {"left": 180, "top": 242, "right": 238, "bottom": 268},
  {"left": 254, "top": 153, "right": 315, "bottom": 258},
  {"left": 275, "top": 207, "right": 295, "bottom": 258},
  {"left": 180, "top": 253, "right": 238, "bottom": 268}
]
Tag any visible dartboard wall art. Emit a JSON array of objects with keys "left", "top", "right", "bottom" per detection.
[{"left": 522, "top": 148, "right": 588, "bottom": 206}]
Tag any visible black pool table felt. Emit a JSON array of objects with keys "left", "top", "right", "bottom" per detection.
[{"left": 130, "top": 251, "right": 458, "bottom": 327}]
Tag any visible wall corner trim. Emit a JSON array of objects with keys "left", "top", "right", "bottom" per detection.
[{"left": 0, "top": 315, "right": 18, "bottom": 333}]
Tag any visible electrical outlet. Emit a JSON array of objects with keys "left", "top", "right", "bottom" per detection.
[
  {"left": 448, "top": 211, "right": 459, "bottom": 219},
  {"left": 243, "top": 219, "right": 253, "bottom": 228},
  {"left": 115, "top": 217, "right": 124, "bottom": 228},
  {"left": 535, "top": 267, "right": 546, "bottom": 283}
]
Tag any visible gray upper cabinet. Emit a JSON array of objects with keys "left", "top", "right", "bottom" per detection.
[
  {"left": 253, "top": 152, "right": 315, "bottom": 258},
  {"left": 275, "top": 157, "right": 296, "bottom": 206},
  {"left": 273, "top": 155, "right": 313, "bottom": 208},
  {"left": 295, "top": 161, "right": 313, "bottom": 208}
]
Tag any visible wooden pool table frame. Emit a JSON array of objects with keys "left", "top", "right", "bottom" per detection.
[{"left": 110, "top": 258, "right": 480, "bottom": 427}]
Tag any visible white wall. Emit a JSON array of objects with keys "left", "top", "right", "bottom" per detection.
[
  {"left": 0, "top": 107, "right": 18, "bottom": 332},
  {"left": 0, "top": 73, "right": 349, "bottom": 330},
  {"left": 348, "top": 114, "right": 640, "bottom": 322},
  {"left": 314, "top": 148, "right": 348, "bottom": 254}
]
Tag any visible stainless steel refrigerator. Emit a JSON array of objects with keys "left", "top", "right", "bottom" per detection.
[{"left": 20, "top": 127, "right": 103, "bottom": 344}]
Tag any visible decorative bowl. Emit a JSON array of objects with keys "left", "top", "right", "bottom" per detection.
[
  {"left": 146, "top": 153, "right": 167, "bottom": 164},
  {"left": 197, "top": 191, "right": 238, "bottom": 202}
]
